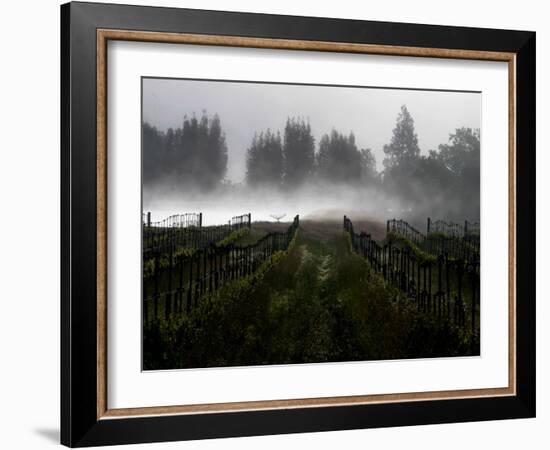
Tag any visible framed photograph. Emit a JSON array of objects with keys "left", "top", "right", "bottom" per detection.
[{"left": 61, "top": 1, "right": 536, "bottom": 447}]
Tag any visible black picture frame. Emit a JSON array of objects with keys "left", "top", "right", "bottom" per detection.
[{"left": 61, "top": 1, "right": 536, "bottom": 447}]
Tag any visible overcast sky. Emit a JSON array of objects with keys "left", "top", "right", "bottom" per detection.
[{"left": 143, "top": 77, "right": 480, "bottom": 183}]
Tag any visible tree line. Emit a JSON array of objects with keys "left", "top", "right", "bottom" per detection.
[
  {"left": 142, "top": 105, "right": 480, "bottom": 219},
  {"left": 143, "top": 112, "right": 227, "bottom": 190},
  {"left": 382, "top": 106, "right": 480, "bottom": 220},
  {"left": 243, "top": 106, "right": 480, "bottom": 220},
  {"left": 245, "top": 118, "right": 377, "bottom": 188}
]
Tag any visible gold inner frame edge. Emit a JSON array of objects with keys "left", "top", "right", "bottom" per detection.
[{"left": 96, "top": 28, "right": 517, "bottom": 420}]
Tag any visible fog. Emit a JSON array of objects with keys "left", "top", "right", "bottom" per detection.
[
  {"left": 144, "top": 182, "right": 388, "bottom": 225},
  {"left": 143, "top": 181, "right": 469, "bottom": 229},
  {"left": 142, "top": 78, "right": 480, "bottom": 227}
]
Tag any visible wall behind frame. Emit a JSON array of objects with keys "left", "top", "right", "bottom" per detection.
[{"left": 0, "top": 0, "right": 545, "bottom": 449}]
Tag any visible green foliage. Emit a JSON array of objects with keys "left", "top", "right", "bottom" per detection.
[
  {"left": 232, "top": 227, "right": 268, "bottom": 246},
  {"left": 143, "top": 227, "right": 250, "bottom": 279},
  {"left": 386, "top": 231, "right": 437, "bottom": 263},
  {"left": 144, "top": 226, "right": 475, "bottom": 370},
  {"left": 143, "top": 246, "right": 196, "bottom": 279},
  {"left": 387, "top": 229, "right": 479, "bottom": 263},
  {"left": 215, "top": 227, "right": 250, "bottom": 247},
  {"left": 143, "top": 236, "right": 295, "bottom": 370}
]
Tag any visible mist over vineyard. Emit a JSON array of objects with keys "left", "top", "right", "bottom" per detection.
[
  {"left": 143, "top": 103, "right": 480, "bottom": 228},
  {"left": 141, "top": 78, "right": 481, "bottom": 369}
]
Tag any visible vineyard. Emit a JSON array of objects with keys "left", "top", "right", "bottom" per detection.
[
  {"left": 345, "top": 216, "right": 480, "bottom": 350},
  {"left": 143, "top": 213, "right": 299, "bottom": 323},
  {"left": 143, "top": 211, "right": 480, "bottom": 369},
  {"left": 387, "top": 218, "right": 480, "bottom": 262}
]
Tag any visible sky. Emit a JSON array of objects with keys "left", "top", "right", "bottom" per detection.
[{"left": 143, "top": 77, "right": 480, "bottom": 183}]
